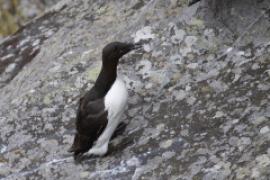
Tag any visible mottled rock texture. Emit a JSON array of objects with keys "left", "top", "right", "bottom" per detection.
[{"left": 0, "top": 0, "right": 270, "bottom": 179}]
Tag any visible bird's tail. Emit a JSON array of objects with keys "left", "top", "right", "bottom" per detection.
[{"left": 68, "top": 133, "right": 93, "bottom": 156}]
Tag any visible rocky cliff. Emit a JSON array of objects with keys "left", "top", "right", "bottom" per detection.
[{"left": 0, "top": 0, "right": 270, "bottom": 179}]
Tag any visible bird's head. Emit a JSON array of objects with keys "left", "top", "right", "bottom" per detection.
[{"left": 102, "top": 41, "right": 142, "bottom": 66}]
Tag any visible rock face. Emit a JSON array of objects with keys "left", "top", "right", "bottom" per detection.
[{"left": 0, "top": 0, "right": 270, "bottom": 179}]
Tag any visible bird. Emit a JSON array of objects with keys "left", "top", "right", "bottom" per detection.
[{"left": 68, "top": 42, "right": 142, "bottom": 159}]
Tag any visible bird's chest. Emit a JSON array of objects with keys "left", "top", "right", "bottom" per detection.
[{"left": 104, "top": 78, "right": 128, "bottom": 120}]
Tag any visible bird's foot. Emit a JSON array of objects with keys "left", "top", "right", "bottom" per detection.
[{"left": 111, "top": 122, "right": 127, "bottom": 139}]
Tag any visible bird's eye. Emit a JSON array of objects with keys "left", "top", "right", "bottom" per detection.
[{"left": 114, "top": 46, "right": 118, "bottom": 51}]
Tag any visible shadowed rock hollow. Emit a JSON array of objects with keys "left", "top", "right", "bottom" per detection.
[{"left": 0, "top": 0, "right": 270, "bottom": 179}]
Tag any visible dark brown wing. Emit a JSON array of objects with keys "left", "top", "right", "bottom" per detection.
[
  {"left": 69, "top": 90, "right": 108, "bottom": 155},
  {"left": 77, "top": 97, "right": 108, "bottom": 136}
]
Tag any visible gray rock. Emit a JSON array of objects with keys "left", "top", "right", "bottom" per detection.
[
  {"left": 260, "top": 126, "right": 270, "bottom": 134},
  {"left": 0, "top": 0, "right": 270, "bottom": 179}
]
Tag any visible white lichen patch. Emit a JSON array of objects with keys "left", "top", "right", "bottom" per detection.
[
  {"left": 213, "top": 111, "right": 225, "bottom": 118},
  {"left": 159, "top": 139, "right": 173, "bottom": 149},
  {"left": 126, "top": 156, "right": 140, "bottom": 167},
  {"left": 255, "top": 154, "right": 270, "bottom": 167},
  {"left": 80, "top": 171, "right": 90, "bottom": 179},
  {"left": 0, "top": 144, "right": 7, "bottom": 153},
  {"left": 18, "top": 36, "right": 31, "bottom": 47},
  {"left": 133, "top": 26, "right": 155, "bottom": 43},
  {"left": 171, "top": 28, "right": 186, "bottom": 44},
  {"left": 185, "top": 36, "right": 197, "bottom": 47},
  {"left": 252, "top": 116, "right": 267, "bottom": 126},
  {"left": 1, "top": 53, "right": 15, "bottom": 61},
  {"left": 135, "top": 59, "right": 152, "bottom": 79},
  {"left": 5, "top": 63, "right": 16, "bottom": 73},
  {"left": 162, "top": 151, "right": 176, "bottom": 160},
  {"left": 260, "top": 126, "right": 270, "bottom": 134},
  {"left": 187, "top": 63, "right": 198, "bottom": 69},
  {"left": 32, "top": 39, "right": 40, "bottom": 46}
]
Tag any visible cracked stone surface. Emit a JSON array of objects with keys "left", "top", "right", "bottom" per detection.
[{"left": 0, "top": 0, "right": 270, "bottom": 179}]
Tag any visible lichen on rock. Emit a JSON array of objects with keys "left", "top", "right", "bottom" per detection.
[{"left": 0, "top": 0, "right": 270, "bottom": 179}]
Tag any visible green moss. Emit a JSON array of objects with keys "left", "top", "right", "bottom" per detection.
[
  {"left": 96, "top": 4, "right": 109, "bottom": 15},
  {"left": 86, "top": 64, "right": 101, "bottom": 81},
  {"left": 43, "top": 94, "right": 52, "bottom": 105},
  {"left": 0, "top": 0, "right": 26, "bottom": 36},
  {"left": 189, "top": 17, "right": 204, "bottom": 28}
]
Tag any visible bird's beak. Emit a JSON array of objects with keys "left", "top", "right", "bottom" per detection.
[
  {"left": 132, "top": 42, "right": 143, "bottom": 50},
  {"left": 125, "top": 43, "right": 143, "bottom": 52},
  {"left": 120, "top": 42, "right": 143, "bottom": 55}
]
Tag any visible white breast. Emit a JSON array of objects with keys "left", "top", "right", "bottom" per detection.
[
  {"left": 104, "top": 78, "right": 128, "bottom": 119},
  {"left": 87, "top": 78, "right": 128, "bottom": 156}
]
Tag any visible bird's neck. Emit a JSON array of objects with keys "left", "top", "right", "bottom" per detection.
[{"left": 94, "top": 64, "right": 117, "bottom": 96}]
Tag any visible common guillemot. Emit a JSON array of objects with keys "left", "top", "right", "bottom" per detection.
[{"left": 69, "top": 42, "right": 142, "bottom": 159}]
